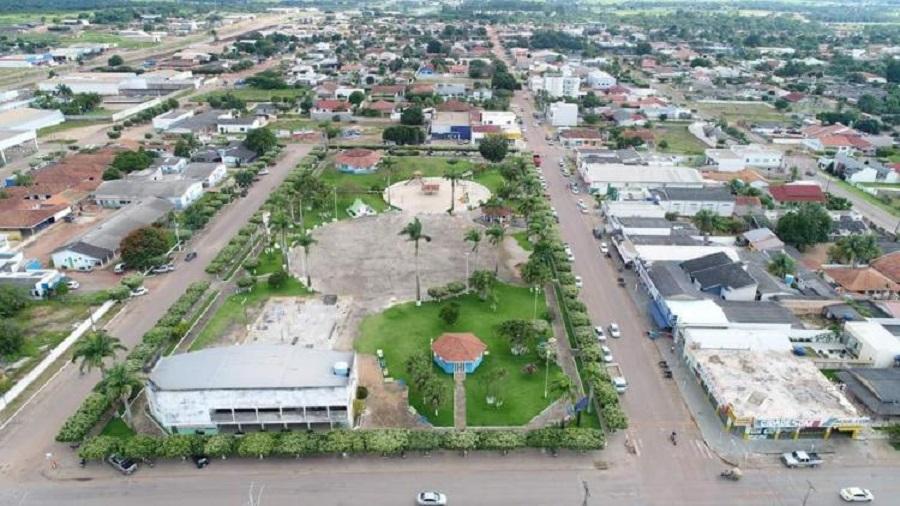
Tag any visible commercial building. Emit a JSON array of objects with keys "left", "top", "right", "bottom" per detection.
[
  {"left": 147, "top": 346, "right": 358, "bottom": 434},
  {"left": 685, "top": 348, "right": 865, "bottom": 439},
  {"left": 548, "top": 102, "right": 577, "bottom": 127},
  {"left": 530, "top": 74, "right": 581, "bottom": 98},
  {"left": 0, "top": 269, "right": 62, "bottom": 298},
  {"left": 430, "top": 111, "right": 471, "bottom": 141},
  {"left": 587, "top": 70, "right": 617, "bottom": 90},
  {"left": 650, "top": 186, "right": 736, "bottom": 217},
  {"left": 0, "top": 107, "right": 64, "bottom": 133},
  {"left": 38, "top": 72, "right": 142, "bottom": 96},
  {"left": 153, "top": 109, "right": 194, "bottom": 131},
  {"left": 579, "top": 163, "right": 703, "bottom": 194},
  {"left": 837, "top": 368, "right": 900, "bottom": 424},
  {"left": 844, "top": 320, "right": 900, "bottom": 368},
  {"left": 705, "top": 144, "right": 784, "bottom": 172}
]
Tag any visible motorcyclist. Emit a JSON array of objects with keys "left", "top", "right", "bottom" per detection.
[{"left": 670, "top": 431, "right": 677, "bottom": 445}]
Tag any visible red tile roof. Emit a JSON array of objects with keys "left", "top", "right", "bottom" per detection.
[
  {"left": 472, "top": 124, "right": 501, "bottom": 133},
  {"left": 368, "top": 100, "right": 397, "bottom": 112},
  {"left": 560, "top": 128, "right": 603, "bottom": 139},
  {"left": 768, "top": 183, "right": 826, "bottom": 203},
  {"left": 431, "top": 332, "right": 486, "bottom": 362},
  {"left": 335, "top": 148, "right": 381, "bottom": 168},
  {"left": 437, "top": 99, "right": 475, "bottom": 112},
  {"left": 315, "top": 99, "right": 350, "bottom": 111},
  {"left": 872, "top": 251, "right": 900, "bottom": 283},
  {"left": 823, "top": 267, "right": 900, "bottom": 293}
]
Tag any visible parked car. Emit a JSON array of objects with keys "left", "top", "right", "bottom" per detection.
[
  {"left": 76, "top": 265, "right": 94, "bottom": 272},
  {"left": 601, "top": 345, "right": 614, "bottom": 363},
  {"left": 599, "top": 242, "right": 609, "bottom": 254},
  {"left": 130, "top": 287, "right": 149, "bottom": 297},
  {"left": 417, "top": 491, "right": 448, "bottom": 505},
  {"left": 609, "top": 323, "right": 621, "bottom": 338},
  {"left": 574, "top": 275, "right": 583, "bottom": 288},
  {"left": 66, "top": 280, "right": 80, "bottom": 290},
  {"left": 781, "top": 451, "right": 823, "bottom": 468},
  {"left": 594, "top": 326, "right": 606, "bottom": 341},
  {"left": 113, "top": 263, "right": 126, "bottom": 274},
  {"left": 151, "top": 264, "right": 175, "bottom": 274},
  {"left": 185, "top": 251, "right": 198, "bottom": 262},
  {"left": 191, "top": 455, "right": 210, "bottom": 469},
  {"left": 258, "top": 169, "right": 270, "bottom": 176},
  {"left": 839, "top": 488, "right": 874, "bottom": 502},
  {"left": 108, "top": 454, "right": 137, "bottom": 475}
]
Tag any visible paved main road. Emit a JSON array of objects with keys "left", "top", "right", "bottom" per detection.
[{"left": 0, "top": 143, "right": 311, "bottom": 484}]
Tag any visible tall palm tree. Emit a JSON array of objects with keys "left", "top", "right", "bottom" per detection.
[
  {"left": 692, "top": 209, "right": 718, "bottom": 235},
  {"left": 292, "top": 232, "right": 317, "bottom": 289},
  {"left": 99, "top": 363, "right": 141, "bottom": 427},
  {"left": 464, "top": 228, "right": 482, "bottom": 270},
  {"left": 485, "top": 225, "right": 506, "bottom": 275},
  {"left": 550, "top": 375, "right": 579, "bottom": 427},
  {"left": 381, "top": 156, "right": 398, "bottom": 208},
  {"left": 399, "top": 217, "right": 432, "bottom": 305},
  {"left": 767, "top": 252, "right": 796, "bottom": 278},
  {"left": 71, "top": 330, "right": 125, "bottom": 375},
  {"left": 443, "top": 168, "right": 465, "bottom": 215}
]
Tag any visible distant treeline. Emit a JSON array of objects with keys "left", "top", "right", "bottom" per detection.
[
  {"left": 0, "top": 0, "right": 278, "bottom": 15},
  {"left": 617, "top": 1, "right": 900, "bottom": 23}
]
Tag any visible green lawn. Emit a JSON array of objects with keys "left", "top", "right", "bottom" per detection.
[
  {"left": 304, "top": 155, "right": 502, "bottom": 230},
  {"left": 189, "top": 276, "right": 310, "bottom": 351},
  {"left": 692, "top": 102, "right": 787, "bottom": 125},
  {"left": 653, "top": 124, "right": 708, "bottom": 156},
  {"left": 18, "top": 31, "right": 157, "bottom": 50},
  {"left": 356, "top": 283, "right": 565, "bottom": 427},
  {"left": 194, "top": 88, "right": 309, "bottom": 103},
  {"left": 512, "top": 231, "right": 533, "bottom": 251},
  {"left": 833, "top": 178, "right": 900, "bottom": 217},
  {"left": 100, "top": 417, "right": 136, "bottom": 438},
  {"left": 270, "top": 117, "right": 319, "bottom": 131},
  {"left": 38, "top": 119, "right": 108, "bottom": 137}
]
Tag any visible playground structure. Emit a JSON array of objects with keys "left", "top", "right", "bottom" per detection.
[{"left": 386, "top": 176, "right": 491, "bottom": 214}]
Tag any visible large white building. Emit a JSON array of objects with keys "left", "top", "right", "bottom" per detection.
[
  {"left": 586, "top": 70, "right": 617, "bottom": 90},
  {"left": 147, "top": 346, "right": 358, "bottom": 434},
  {"left": 844, "top": 320, "right": 900, "bottom": 368},
  {"left": 530, "top": 74, "right": 581, "bottom": 99},
  {"left": 705, "top": 144, "right": 784, "bottom": 172},
  {"left": 38, "top": 72, "right": 143, "bottom": 96},
  {"left": 579, "top": 163, "right": 704, "bottom": 194},
  {"left": 548, "top": 102, "right": 578, "bottom": 127}
]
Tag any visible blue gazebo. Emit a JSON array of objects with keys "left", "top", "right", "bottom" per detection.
[{"left": 431, "top": 332, "right": 487, "bottom": 374}]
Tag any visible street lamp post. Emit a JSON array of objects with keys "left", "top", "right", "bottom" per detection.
[
  {"left": 543, "top": 337, "right": 557, "bottom": 399},
  {"left": 464, "top": 252, "right": 470, "bottom": 293}
]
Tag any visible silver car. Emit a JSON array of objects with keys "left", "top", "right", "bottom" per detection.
[{"left": 417, "top": 491, "right": 447, "bottom": 505}]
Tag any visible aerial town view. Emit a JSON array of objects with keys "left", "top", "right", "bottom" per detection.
[{"left": 0, "top": 0, "right": 899, "bottom": 504}]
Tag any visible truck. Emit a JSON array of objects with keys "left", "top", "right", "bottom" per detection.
[
  {"left": 532, "top": 154, "right": 542, "bottom": 167},
  {"left": 781, "top": 451, "right": 823, "bottom": 468},
  {"left": 605, "top": 363, "right": 627, "bottom": 394}
]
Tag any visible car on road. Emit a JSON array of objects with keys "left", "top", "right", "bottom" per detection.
[
  {"left": 192, "top": 455, "right": 210, "bottom": 469},
  {"left": 151, "top": 264, "right": 176, "bottom": 274},
  {"left": 594, "top": 326, "right": 606, "bottom": 342},
  {"left": 185, "top": 251, "right": 198, "bottom": 262},
  {"left": 130, "top": 287, "right": 149, "bottom": 297},
  {"left": 566, "top": 251, "right": 575, "bottom": 262},
  {"left": 76, "top": 264, "right": 94, "bottom": 272},
  {"left": 558, "top": 160, "right": 565, "bottom": 167},
  {"left": 417, "top": 491, "right": 448, "bottom": 505},
  {"left": 113, "top": 263, "right": 126, "bottom": 274},
  {"left": 575, "top": 275, "right": 583, "bottom": 288},
  {"left": 66, "top": 280, "right": 80, "bottom": 290},
  {"left": 839, "top": 488, "right": 874, "bottom": 502},
  {"left": 108, "top": 454, "right": 137, "bottom": 475},
  {"left": 609, "top": 323, "right": 621, "bottom": 338},
  {"left": 599, "top": 242, "right": 609, "bottom": 254},
  {"left": 600, "top": 345, "right": 614, "bottom": 363},
  {"left": 258, "top": 169, "right": 270, "bottom": 176},
  {"left": 570, "top": 186, "right": 580, "bottom": 195}
]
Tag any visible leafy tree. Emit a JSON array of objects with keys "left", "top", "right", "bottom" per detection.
[
  {"left": 400, "top": 106, "right": 424, "bottom": 126},
  {"left": 347, "top": 90, "right": 365, "bottom": 107},
  {"left": 244, "top": 127, "right": 277, "bottom": 155},
  {"left": 238, "top": 432, "right": 276, "bottom": 459},
  {"left": 107, "top": 55, "right": 124, "bottom": 67},
  {"left": 383, "top": 125, "right": 425, "bottom": 145},
  {"left": 469, "top": 270, "right": 496, "bottom": 301},
  {"left": 479, "top": 134, "right": 509, "bottom": 163},
  {"left": 267, "top": 268, "right": 288, "bottom": 289},
  {"left": 825, "top": 193, "right": 852, "bottom": 211},
  {"left": 0, "top": 285, "right": 29, "bottom": 317},
  {"left": 635, "top": 41, "right": 652, "bottom": 55},
  {"left": 887, "top": 59, "right": 900, "bottom": 83},
  {"left": 767, "top": 252, "right": 796, "bottom": 278},
  {"left": 235, "top": 170, "right": 255, "bottom": 188},
  {"left": 774, "top": 98, "right": 790, "bottom": 110},
  {"left": 98, "top": 363, "right": 141, "bottom": 427},
  {"left": 111, "top": 149, "right": 155, "bottom": 174},
  {"left": 123, "top": 434, "right": 159, "bottom": 461},
  {"left": 292, "top": 232, "right": 317, "bottom": 288},
  {"left": 244, "top": 70, "right": 288, "bottom": 89},
  {"left": 71, "top": 330, "right": 125, "bottom": 374},
  {"left": 491, "top": 71, "right": 518, "bottom": 91},
  {"left": 828, "top": 235, "right": 881, "bottom": 266},
  {"left": 173, "top": 138, "right": 193, "bottom": 158},
  {"left": 120, "top": 226, "right": 171, "bottom": 270},
  {"left": 439, "top": 301, "right": 460, "bottom": 325},
  {"left": 399, "top": 218, "right": 432, "bottom": 304},
  {"left": 161, "top": 435, "right": 196, "bottom": 460},
  {"left": 776, "top": 204, "right": 832, "bottom": 251},
  {"left": 0, "top": 319, "right": 24, "bottom": 357},
  {"left": 426, "top": 39, "right": 443, "bottom": 54}
]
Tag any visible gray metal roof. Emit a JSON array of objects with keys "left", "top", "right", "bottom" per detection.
[
  {"left": 64, "top": 198, "right": 173, "bottom": 253},
  {"left": 149, "top": 345, "right": 354, "bottom": 391},
  {"left": 715, "top": 300, "right": 801, "bottom": 326},
  {"left": 653, "top": 186, "right": 735, "bottom": 202},
  {"left": 648, "top": 261, "right": 702, "bottom": 298},
  {"left": 837, "top": 368, "right": 900, "bottom": 416},
  {"left": 691, "top": 262, "right": 757, "bottom": 290}
]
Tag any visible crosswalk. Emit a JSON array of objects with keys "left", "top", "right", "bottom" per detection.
[{"left": 627, "top": 436, "right": 717, "bottom": 460}]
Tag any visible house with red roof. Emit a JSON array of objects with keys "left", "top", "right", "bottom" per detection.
[
  {"left": 371, "top": 84, "right": 406, "bottom": 101},
  {"left": 802, "top": 123, "right": 875, "bottom": 155},
  {"left": 311, "top": 99, "right": 352, "bottom": 121},
  {"left": 768, "top": 183, "right": 826, "bottom": 204},
  {"left": 559, "top": 128, "right": 604, "bottom": 148},
  {"left": 335, "top": 148, "right": 381, "bottom": 175},
  {"left": 366, "top": 100, "right": 400, "bottom": 118}
]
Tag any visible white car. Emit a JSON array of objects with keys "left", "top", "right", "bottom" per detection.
[
  {"left": 66, "top": 280, "right": 80, "bottom": 290},
  {"left": 600, "top": 345, "right": 614, "bottom": 363},
  {"left": 599, "top": 242, "right": 609, "bottom": 254},
  {"left": 574, "top": 275, "right": 583, "bottom": 288},
  {"left": 570, "top": 186, "right": 580, "bottom": 195},
  {"left": 840, "top": 488, "right": 874, "bottom": 502},
  {"left": 130, "top": 287, "right": 149, "bottom": 297},
  {"left": 151, "top": 263, "right": 175, "bottom": 274},
  {"left": 417, "top": 491, "right": 448, "bottom": 505},
  {"left": 594, "top": 326, "right": 606, "bottom": 342},
  {"left": 566, "top": 251, "right": 575, "bottom": 262},
  {"left": 609, "top": 323, "right": 621, "bottom": 338}
]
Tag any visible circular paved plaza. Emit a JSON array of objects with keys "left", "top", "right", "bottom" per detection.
[{"left": 383, "top": 177, "right": 491, "bottom": 214}]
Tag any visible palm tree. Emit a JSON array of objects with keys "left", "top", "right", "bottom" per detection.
[
  {"left": 692, "top": 209, "right": 718, "bottom": 235},
  {"left": 443, "top": 167, "right": 465, "bottom": 215},
  {"left": 71, "top": 330, "right": 125, "bottom": 375},
  {"left": 767, "top": 252, "right": 796, "bottom": 278},
  {"left": 485, "top": 225, "right": 506, "bottom": 275},
  {"left": 464, "top": 228, "right": 482, "bottom": 269},
  {"left": 99, "top": 363, "right": 141, "bottom": 427},
  {"left": 550, "top": 375, "right": 578, "bottom": 427},
  {"left": 381, "top": 156, "right": 398, "bottom": 208},
  {"left": 399, "top": 218, "right": 432, "bottom": 305},
  {"left": 270, "top": 209, "right": 290, "bottom": 268},
  {"left": 292, "top": 232, "right": 317, "bottom": 288},
  {"left": 421, "top": 376, "right": 448, "bottom": 417},
  {"left": 829, "top": 234, "right": 881, "bottom": 267}
]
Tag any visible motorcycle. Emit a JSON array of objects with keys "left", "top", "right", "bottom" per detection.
[
  {"left": 720, "top": 468, "right": 742, "bottom": 481},
  {"left": 669, "top": 432, "right": 677, "bottom": 446}
]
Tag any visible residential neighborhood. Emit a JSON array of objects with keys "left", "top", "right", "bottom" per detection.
[{"left": 1, "top": 1, "right": 900, "bottom": 505}]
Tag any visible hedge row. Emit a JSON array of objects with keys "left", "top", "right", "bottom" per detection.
[
  {"left": 56, "top": 281, "right": 212, "bottom": 443},
  {"left": 79, "top": 427, "right": 605, "bottom": 461}
]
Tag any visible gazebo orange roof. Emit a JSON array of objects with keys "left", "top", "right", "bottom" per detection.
[{"left": 431, "top": 332, "right": 486, "bottom": 362}]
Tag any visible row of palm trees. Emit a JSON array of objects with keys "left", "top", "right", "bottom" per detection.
[{"left": 71, "top": 331, "right": 140, "bottom": 427}]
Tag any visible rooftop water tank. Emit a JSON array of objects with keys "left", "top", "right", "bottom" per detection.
[{"left": 333, "top": 361, "right": 350, "bottom": 377}]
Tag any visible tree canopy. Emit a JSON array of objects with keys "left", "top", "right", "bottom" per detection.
[
  {"left": 776, "top": 204, "right": 832, "bottom": 250},
  {"left": 120, "top": 226, "right": 171, "bottom": 270}
]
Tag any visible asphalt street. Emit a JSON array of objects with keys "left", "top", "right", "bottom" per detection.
[{"left": 0, "top": 143, "right": 311, "bottom": 485}]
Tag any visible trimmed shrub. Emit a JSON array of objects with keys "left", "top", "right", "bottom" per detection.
[
  {"left": 364, "top": 429, "right": 409, "bottom": 455},
  {"left": 476, "top": 430, "right": 525, "bottom": 453},
  {"left": 559, "top": 428, "right": 605, "bottom": 451},
  {"left": 442, "top": 430, "right": 478, "bottom": 452},
  {"left": 78, "top": 435, "right": 121, "bottom": 461},
  {"left": 406, "top": 430, "right": 442, "bottom": 452},
  {"left": 277, "top": 431, "right": 320, "bottom": 458},
  {"left": 123, "top": 434, "right": 159, "bottom": 461},
  {"left": 237, "top": 432, "right": 276, "bottom": 459},
  {"left": 204, "top": 434, "right": 235, "bottom": 459},
  {"left": 56, "top": 393, "right": 111, "bottom": 443}
]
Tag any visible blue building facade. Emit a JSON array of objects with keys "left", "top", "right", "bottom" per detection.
[{"left": 433, "top": 353, "right": 484, "bottom": 374}]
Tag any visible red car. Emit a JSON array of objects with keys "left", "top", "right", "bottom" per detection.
[{"left": 532, "top": 154, "right": 542, "bottom": 166}]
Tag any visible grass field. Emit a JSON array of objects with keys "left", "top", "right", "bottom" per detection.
[
  {"left": 194, "top": 88, "right": 309, "bottom": 103},
  {"left": 18, "top": 31, "right": 157, "bottom": 50},
  {"left": 356, "top": 284, "right": 564, "bottom": 427},
  {"left": 269, "top": 117, "right": 319, "bottom": 131},
  {"left": 653, "top": 124, "right": 708, "bottom": 155},
  {"left": 512, "top": 231, "right": 533, "bottom": 252},
  {"left": 100, "top": 417, "right": 136, "bottom": 438},
  {"left": 189, "top": 276, "right": 309, "bottom": 351},
  {"left": 692, "top": 101, "right": 787, "bottom": 125}
]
